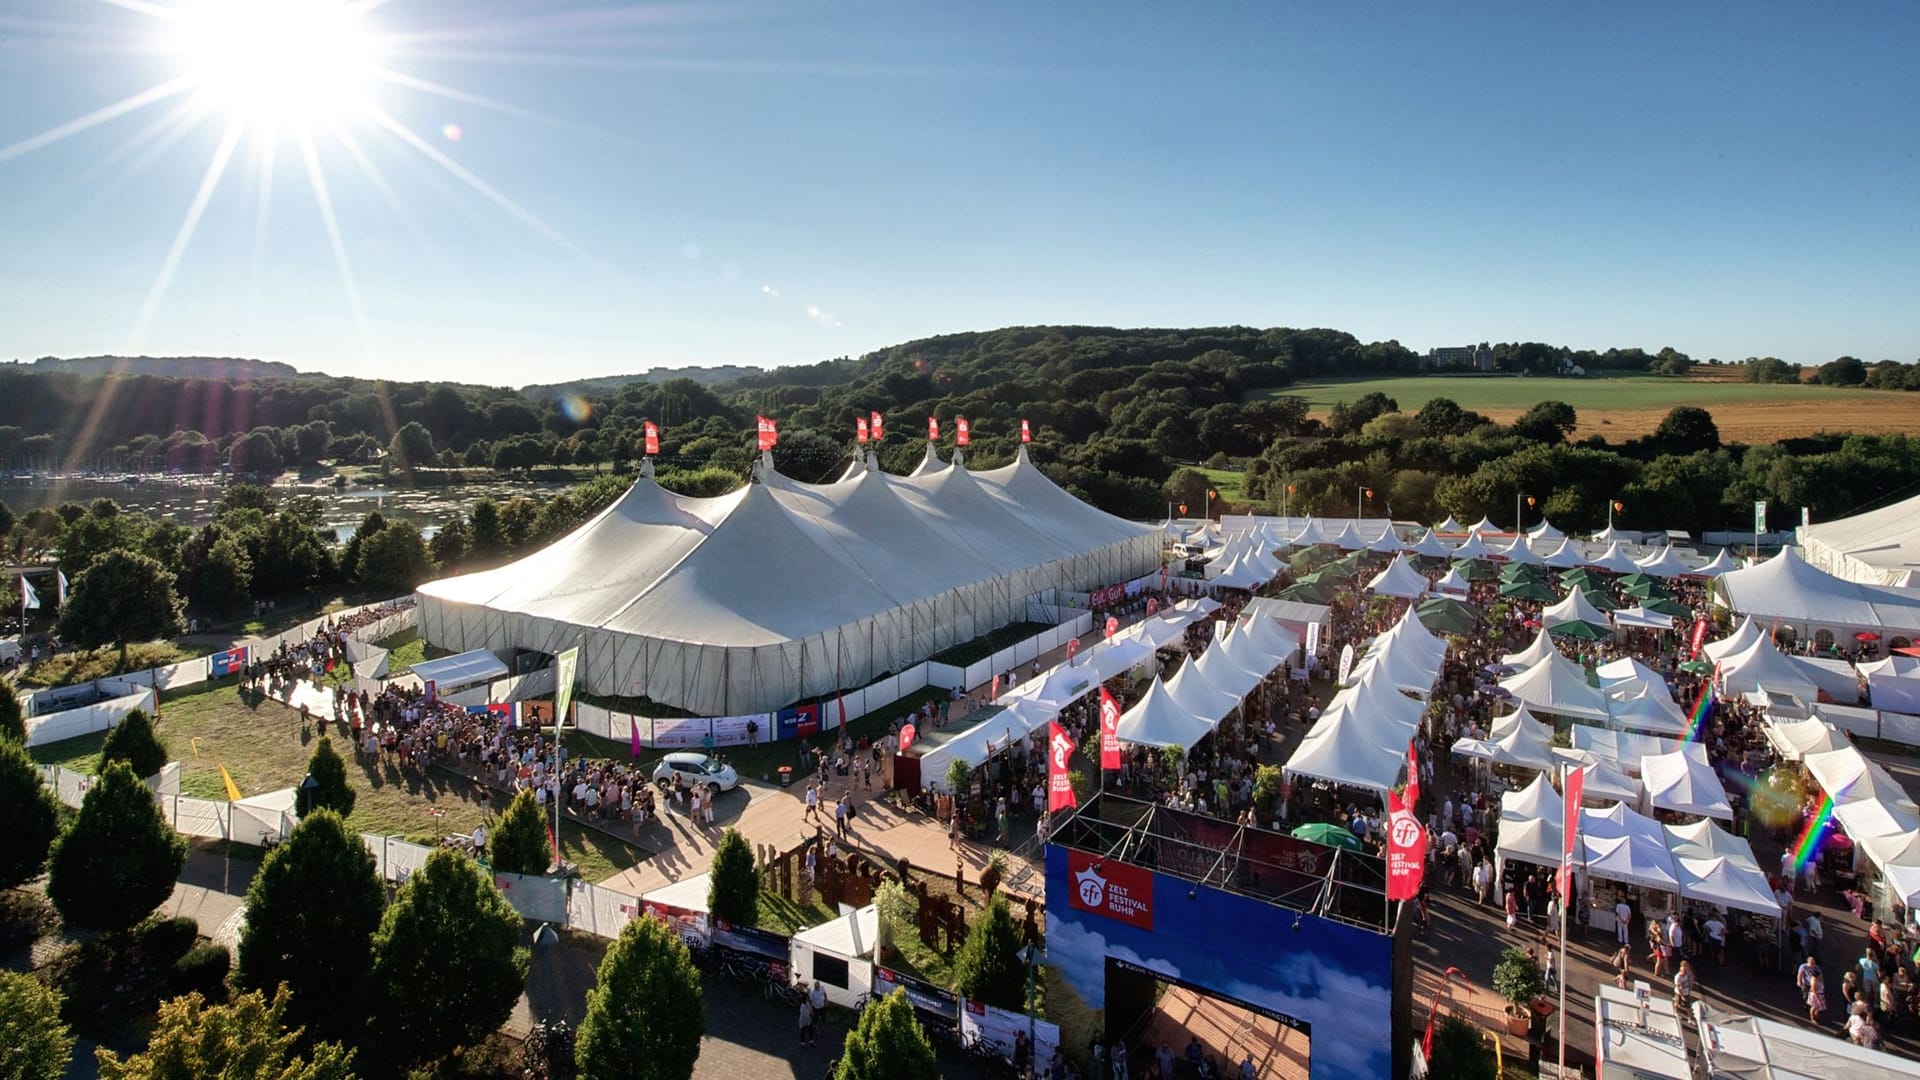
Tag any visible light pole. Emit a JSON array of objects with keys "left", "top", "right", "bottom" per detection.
[
  {"left": 1608, "top": 499, "right": 1623, "bottom": 531},
  {"left": 1356, "top": 485, "right": 1372, "bottom": 521},
  {"left": 1515, "top": 492, "right": 1535, "bottom": 536},
  {"left": 1206, "top": 488, "right": 1218, "bottom": 523}
]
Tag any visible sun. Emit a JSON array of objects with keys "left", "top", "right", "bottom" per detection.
[{"left": 167, "top": 0, "right": 386, "bottom": 129}]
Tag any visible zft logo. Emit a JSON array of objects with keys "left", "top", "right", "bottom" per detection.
[
  {"left": 1051, "top": 730, "right": 1074, "bottom": 770},
  {"left": 1390, "top": 813, "right": 1421, "bottom": 848},
  {"left": 1075, "top": 865, "right": 1107, "bottom": 909},
  {"left": 1100, "top": 696, "right": 1119, "bottom": 730}
]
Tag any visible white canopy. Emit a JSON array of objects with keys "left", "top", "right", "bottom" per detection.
[
  {"left": 1606, "top": 690, "right": 1690, "bottom": 737},
  {"left": 1192, "top": 640, "right": 1268, "bottom": 702},
  {"left": 1285, "top": 676, "right": 1422, "bottom": 799},
  {"left": 1580, "top": 802, "right": 1680, "bottom": 892},
  {"left": 1228, "top": 613, "right": 1300, "bottom": 665},
  {"left": 1501, "top": 770, "right": 1565, "bottom": 822},
  {"left": 908, "top": 442, "right": 945, "bottom": 476},
  {"left": 1553, "top": 749, "right": 1644, "bottom": 804},
  {"left": 1433, "top": 566, "right": 1470, "bottom": 596},
  {"left": 1798, "top": 491, "right": 1920, "bottom": 588},
  {"left": 409, "top": 648, "right": 511, "bottom": 690},
  {"left": 1495, "top": 816, "right": 1563, "bottom": 875},
  {"left": 1500, "top": 537, "right": 1546, "bottom": 565},
  {"left": 1207, "top": 547, "right": 1274, "bottom": 590},
  {"left": 1596, "top": 656, "right": 1670, "bottom": 695},
  {"left": 1674, "top": 856, "right": 1782, "bottom": 918},
  {"left": 1455, "top": 706, "right": 1555, "bottom": 771},
  {"left": 1701, "top": 616, "right": 1763, "bottom": 663},
  {"left": 1568, "top": 727, "right": 1668, "bottom": 775},
  {"left": 1214, "top": 620, "right": 1287, "bottom": 683},
  {"left": 1541, "top": 539, "right": 1584, "bottom": 568},
  {"left": 1719, "top": 635, "right": 1821, "bottom": 702},
  {"left": 1693, "top": 549, "right": 1739, "bottom": 576},
  {"left": 1633, "top": 546, "right": 1697, "bottom": 578},
  {"left": 1859, "top": 831, "right": 1920, "bottom": 880},
  {"left": 1612, "top": 606, "right": 1677, "bottom": 630},
  {"left": 1501, "top": 628, "right": 1560, "bottom": 669},
  {"left": 1586, "top": 541, "right": 1642, "bottom": 574},
  {"left": 1803, "top": 746, "right": 1920, "bottom": 824},
  {"left": 1527, "top": 518, "right": 1566, "bottom": 542},
  {"left": 1716, "top": 546, "right": 1920, "bottom": 634},
  {"left": 1664, "top": 818, "right": 1756, "bottom": 864},
  {"left": 1590, "top": 524, "right": 1628, "bottom": 544},
  {"left": 1640, "top": 743, "right": 1734, "bottom": 820},
  {"left": 1450, "top": 533, "right": 1494, "bottom": 561},
  {"left": 1114, "top": 677, "right": 1213, "bottom": 750},
  {"left": 1325, "top": 521, "right": 1365, "bottom": 550},
  {"left": 1500, "top": 650, "right": 1611, "bottom": 720},
  {"left": 1434, "top": 515, "right": 1465, "bottom": 534},
  {"left": 1543, "top": 585, "right": 1609, "bottom": 629},
  {"left": 1365, "top": 527, "right": 1405, "bottom": 555},
  {"left": 1116, "top": 608, "right": 1201, "bottom": 651},
  {"left": 1163, "top": 656, "right": 1243, "bottom": 722},
  {"left": 1470, "top": 515, "right": 1499, "bottom": 535},
  {"left": 1288, "top": 517, "right": 1327, "bottom": 546},
  {"left": 1372, "top": 607, "right": 1450, "bottom": 667},
  {"left": 1366, "top": 554, "right": 1429, "bottom": 599},
  {"left": 1762, "top": 717, "right": 1848, "bottom": 762},
  {"left": 1410, "top": 529, "right": 1455, "bottom": 558}
]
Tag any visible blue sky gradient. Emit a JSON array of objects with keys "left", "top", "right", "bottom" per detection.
[{"left": 1, "top": 2, "right": 1914, "bottom": 383}]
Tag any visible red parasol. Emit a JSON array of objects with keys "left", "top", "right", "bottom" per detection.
[{"left": 1855, "top": 631, "right": 1881, "bottom": 642}]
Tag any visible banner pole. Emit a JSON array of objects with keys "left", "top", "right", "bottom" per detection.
[{"left": 1557, "top": 761, "right": 1568, "bottom": 1078}]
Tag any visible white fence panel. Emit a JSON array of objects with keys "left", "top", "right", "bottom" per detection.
[
  {"left": 896, "top": 662, "right": 929, "bottom": 697},
  {"left": 924, "top": 662, "right": 965, "bottom": 691},
  {"left": 444, "top": 685, "right": 491, "bottom": 709},
  {"left": 492, "top": 872, "right": 569, "bottom": 922},
  {"left": 1827, "top": 708, "right": 1881, "bottom": 740},
  {"left": 576, "top": 702, "right": 615, "bottom": 740},
  {"left": 170, "top": 796, "right": 232, "bottom": 841},
  {"left": 568, "top": 881, "right": 641, "bottom": 940}
]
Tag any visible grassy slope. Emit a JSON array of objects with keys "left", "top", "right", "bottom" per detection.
[{"left": 1257, "top": 371, "right": 1889, "bottom": 412}]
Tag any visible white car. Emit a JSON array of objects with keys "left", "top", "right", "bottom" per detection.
[{"left": 652, "top": 753, "right": 739, "bottom": 793}]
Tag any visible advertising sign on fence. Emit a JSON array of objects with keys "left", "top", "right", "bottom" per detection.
[
  {"left": 960, "top": 999, "right": 1060, "bottom": 1064},
  {"left": 651, "top": 716, "right": 711, "bottom": 749},
  {"left": 711, "top": 714, "right": 770, "bottom": 747},
  {"left": 873, "top": 967, "right": 959, "bottom": 1021},
  {"left": 642, "top": 899, "right": 713, "bottom": 950}
]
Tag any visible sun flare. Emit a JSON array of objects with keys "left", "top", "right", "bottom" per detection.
[{"left": 168, "top": 0, "right": 385, "bottom": 129}]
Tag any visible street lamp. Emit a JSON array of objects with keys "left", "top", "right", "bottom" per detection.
[
  {"left": 1020, "top": 942, "right": 1045, "bottom": 1049},
  {"left": 297, "top": 772, "right": 319, "bottom": 818},
  {"left": 1357, "top": 485, "right": 1373, "bottom": 521},
  {"left": 1514, "top": 492, "right": 1535, "bottom": 535},
  {"left": 1206, "top": 488, "right": 1218, "bottom": 522},
  {"left": 1608, "top": 499, "right": 1624, "bottom": 530}
]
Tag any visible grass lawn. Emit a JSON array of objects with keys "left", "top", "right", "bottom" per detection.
[
  {"left": 376, "top": 628, "right": 431, "bottom": 672},
  {"left": 13, "top": 642, "right": 202, "bottom": 689},
  {"left": 1193, "top": 465, "right": 1246, "bottom": 505},
  {"left": 29, "top": 680, "right": 643, "bottom": 883},
  {"left": 758, "top": 890, "right": 836, "bottom": 936}
]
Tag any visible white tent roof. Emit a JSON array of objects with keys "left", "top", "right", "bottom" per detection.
[
  {"left": 1470, "top": 515, "right": 1498, "bottom": 535},
  {"left": 1501, "top": 770, "right": 1564, "bottom": 821},
  {"left": 1612, "top": 606, "right": 1676, "bottom": 630},
  {"left": 1207, "top": 547, "right": 1271, "bottom": 590},
  {"left": 1543, "top": 585, "right": 1609, "bottom": 629},
  {"left": 1114, "top": 677, "right": 1213, "bottom": 750},
  {"left": 1450, "top": 533, "right": 1494, "bottom": 560},
  {"left": 1605, "top": 690, "right": 1690, "bottom": 737},
  {"left": 1675, "top": 855, "right": 1781, "bottom": 917},
  {"left": 1351, "top": 640, "right": 1440, "bottom": 699},
  {"left": 1410, "top": 529, "right": 1455, "bottom": 558},
  {"left": 1663, "top": 818, "right": 1758, "bottom": 864},
  {"left": 1434, "top": 566, "right": 1470, "bottom": 596},
  {"left": 793, "top": 904, "right": 880, "bottom": 960},
  {"left": 1568, "top": 728, "right": 1667, "bottom": 775},
  {"left": 1372, "top": 607, "right": 1449, "bottom": 666},
  {"left": 1214, "top": 620, "right": 1287, "bottom": 682},
  {"left": 1541, "top": 539, "right": 1584, "bottom": 568},
  {"left": 1590, "top": 524, "right": 1627, "bottom": 544},
  {"left": 1365, "top": 527, "right": 1405, "bottom": 555},
  {"left": 1494, "top": 816, "right": 1562, "bottom": 872},
  {"left": 1719, "top": 635, "right": 1821, "bottom": 702},
  {"left": 1326, "top": 521, "right": 1366, "bottom": 550},
  {"left": 1501, "top": 627, "right": 1560, "bottom": 669},
  {"left": 1500, "top": 538, "right": 1545, "bottom": 565},
  {"left": 1500, "top": 650, "right": 1611, "bottom": 720},
  {"left": 1596, "top": 657, "right": 1670, "bottom": 695},
  {"left": 1586, "top": 541, "right": 1642, "bottom": 574},
  {"left": 1580, "top": 802, "right": 1680, "bottom": 891},
  {"left": 1799, "top": 491, "right": 1920, "bottom": 588},
  {"left": 1762, "top": 717, "right": 1848, "bottom": 762},
  {"left": 1366, "top": 554, "right": 1429, "bottom": 599},
  {"left": 1633, "top": 545, "right": 1696, "bottom": 578},
  {"left": 1861, "top": 655, "right": 1920, "bottom": 678},
  {"left": 1434, "top": 515, "right": 1465, "bottom": 534},
  {"left": 1192, "top": 640, "right": 1267, "bottom": 701},
  {"left": 641, "top": 871, "right": 712, "bottom": 913},
  {"left": 1288, "top": 517, "right": 1327, "bottom": 545},
  {"left": 1285, "top": 689, "right": 1415, "bottom": 799},
  {"left": 1553, "top": 748, "right": 1644, "bottom": 803},
  {"left": 1231, "top": 613, "right": 1300, "bottom": 664},
  {"left": 1701, "top": 616, "right": 1762, "bottom": 662},
  {"left": 1693, "top": 549, "right": 1739, "bottom": 576},
  {"left": 1859, "top": 831, "right": 1920, "bottom": 878},
  {"left": 907, "top": 442, "right": 946, "bottom": 476},
  {"left": 1640, "top": 743, "right": 1734, "bottom": 820},
  {"left": 409, "top": 648, "right": 511, "bottom": 689},
  {"left": 1115, "top": 609, "right": 1200, "bottom": 651},
  {"left": 1163, "top": 655, "right": 1244, "bottom": 722},
  {"left": 1803, "top": 746, "right": 1920, "bottom": 816},
  {"left": 1527, "top": 518, "right": 1566, "bottom": 542},
  {"left": 1834, "top": 797, "right": 1920, "bottom": 844},
  {"left": 1716, "top": 546, "right": 1920, "bottom": 633}
]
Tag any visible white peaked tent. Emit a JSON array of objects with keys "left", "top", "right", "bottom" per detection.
[
  {"left": 1366, "top": 554, "right": 1430, "bottom": 599},
  {"left": 1640, "top": 743, "right": 1733, "bottom": 820},
  {"left": 1590, "top": 524, "right": 1628, "bottom": 544},
  {"left": 1373, "top": 608, "right": 1450, "bottom": 668},
  {"left": 1326, "top": 521, "right": 1365, "bottom": 551},
  {"left": 1664, "top": 818, "right": 1757, "bottom": 864},
  {"left": 1553, "top": 749, "right": 1643, "bottom": 804},
  {"left": 1434, "top": 566, "right": 1470, "bottom": 596},
  {"left": 1471, "top": 516, "right": 1499, "bottom": 535},
  {"left": 1454, "top": 707, "right": 1555, "bottom": 771},
  {"left": 1207, "top": 548, "right": 1271, "bottom": 590},
  {"left": 1612, "top": 606, "right": 1676, "bottom": 631},
  {"left": 1501, "top": 628, "right": 1561, "bottom": 670},
  {"left": 1500, "top": 650, "right": 1611, "bottom": 720},
  {"left": 1500, "top": 538, "right": 1546, "bottom": 565},
  {"left": 1859, "top": 831, "right": 1920, "bottom": 880},
  {"left": 1450, "top": 533, "right": 1494, "bottom": 560},
  {"left": 908, "top": 442, "right": 945, "bottom": 477},
  {"left": 837, "top": 454, "right": 867, "bottom": 481},
  {"left": 1527, "top": 518, "right": 1566, "bottom": 542},
  {"left": 1675, "top": 857, "right": 1781, "bottom": 917},
  {"left": 1798, "top": 491, "right": 1920, "bottom": 588},
  {"left": 1289, "top": 517, "right": 1327, "bottom": 546},
  {"left": 1491, "top": 702, "right": 1547, "bottom": 740},
  {"left": 1352, "top": 638, "right": 1440, "bottom": 698},
  {"left": 1716, "top": 546, "right": 1920, "bottom": 635},
  {"left": 1633, "top": 546, "right": 1696, "bottom": 578},
  {"left": 1606, "top": 690, "right": 1688, "bottom": 737},
  {"left": 1580, "top": 803, "right": 1680, "bottom": 892},
  {"left": 1543, "top": 585, "right": 1609, "bottom": 629},
  {"left": 1701, "top": 617, "right": 1762, "bottom": 663},
  {"left": 1596, "top": 657, "right": 1671, "bottom": 697},
  {"left": 1285, "top": 678, "right": 1420, "bottom": 799},
  {"left": 1164, "top": 655, "right": 1243, "bottom": 722},
  {"left": 1587, "top": 542, "right": 1642, "bottom": 574},
  {"left": 1803, "top": 747, "right": 1920, "bottom": 816},
  {"left": 1411, "top": 529, "right": 1455, "bottom": 558},
  {"left": 1365, "top": 527, "right": 1406, "bottom": 555},
  {"left": 1192, "top": 640, "right": 1267, "bottom": 702},
  {"left": 1114, "top": 677, "right": 1212, "bottom": 750},
  {"left": 1495, "top": 818, "right": 1563, "bottom": 881},
  {"left": 1718, "top": 635, "right": 1821, "bottom": 701},
  {"left": 1232, "top": 614, "right": 1301, "bottom": 665},
  {"left": 1693, "top": 549, "right": 1739, "bottom": 576},
  {"left": 1762, "top": 717, "right": 1848, "bottom": 762},
  {"left": 1214, "top": 620, "right": 1285, "bottom": 682},
  {"left": 1541, "top": 539, "right": 1584, "bottom": 568},
  {"left": 1434, "top": 515, "right": 1465, "bottom": 534},
  {"left": 1501, "top": 771, "right": 1564, "bottom": 822}
]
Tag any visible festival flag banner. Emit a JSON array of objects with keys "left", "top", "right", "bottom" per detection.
[
  {"left": 209, "top": 646, "right": 248, "bottom": 678},
  {"left": 1560, "top": 765, "right": 1585, "bottom": 901},
  {"left": 856, "top": 417, "right": 869, "bottom": 443},
  {"left": 870, "top": 411, "right": 884, "bottom": 439},
  {"left": 927, "top": 416, "right": 939, "bottom": 441},
  {"left": 1753, "top": 500, "right": 1767, "bottom": 533},
  {"left": 56, "top": 570, "right": 68, "bottom": 606},
  {"left": 956, "top": 417, "right": 970, "bottom": 446},
  {"left": 630, "top": 715, "right": 642, "bottom": 758},
  {"left": 756, "top": 416, "right": 778, "bottom": 451},
  {"left": 1020, "top": 418, "right": 1031, "bottom": 444},
  {"left": 1405, "top": 740, "right": 1420, "bottom": 810},
  {"left": 1104, "top": 615, "right": 1119, "bottom": 638},
  {"left": 1688, "top": 618, "right": 1709, "bottom": 658},
  {"left": 1048, "top": 721, "right": 1078, "bottom": 812},
  {"left": 1385, "top": 788, "right": 1425, "bottom": 901},
  {"left": 19, "top": 575, "right": 38, "bottom": 610},
  {"left": 643, "top": 421, "right": 659, "bottom": 456},
  {"left": 1066, "top": 637, "right": 1080, "bottom": 663},
  {"left": 990, "top": 673, "right": 1001, "bottom": 700},
  {"left": 554, "top": 646, "right": 580, "bottom": 729},
  {"left": 899, "top": 722, "right": 917, "bottom": 751},
  {"left": 1099, "top": 688, "right": 1121, "bottom": 769}
]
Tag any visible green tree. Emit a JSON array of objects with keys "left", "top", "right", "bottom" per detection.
[
  {"left": 301, "top": 736, "right": 355, "bottom": 818},
  {"left": 489, "top": 788, "right": 552, "bottom": 875},
  {"left": 0, "top": 969, "right": 74, "bottom": 1080},
  {"left": 0, "top": 672, "right": 24, "bottom": 743},
  {"left": 228, "top": 429, "right": 283, "bottom": 476},
  {"left": 0, "top": 740, "right": 60, "bottom": 888},
  {"left": 1744, "top": 356, "right": 1798, "bottom": 383},
  {"left": 95, "top": 987, "right": 354, "bottom": 1080},
  {"left": 1428, "top": 1014, "right": 1497, "bottom": 1080},
  {"left": 368, "top": 848, "right": 529, "bottom": 1067},
  {"left": 46, "top": 760, "right": 187, "bottom": 933},
  {"left": 1652, "top": 405, "right": 1720, "bottom": 452},
  {"left": 183, "top": 530, "right": 253, "bottom": 616},
  {"left": 950, "top": 893, "right": 1026, "bottom": 1010},
  {"left": 356, "top": 521, "right": 435, "bottom": 594},
  {"left": 56, "top": 549, "right": 185, "bottom": 666},
  {"left": 388, "top": 421, "right": 437, "bottom": 472},
  {"left": 1817, "top": 355, "right": 1867, "bottom": 386},
  {"left": 292, "top": 420, "right": 334, "bottom": 464},
  {"left": 576, "top": 913, "right": 706, "bottom": 1080},
  {"left": 468, "top": 497, "right": 508, "bottom": 564},
  {"left": 707, "top": 827, "right": 759, "bottom": 928},
  {"left": 1510, "top": 400, "right": 1578, "bottom": 444},
  {"left": 428, "top": 515, "right": 471, "bottom": 570},
  {"left": 236, "top": 810, "right": 384, "bottom": 1041},
  {"left": 833, "top": 989, "right": 938, "bottom": 1080},
  {"left": 98, "top": 708, "right": 169, "bottom": 780}
]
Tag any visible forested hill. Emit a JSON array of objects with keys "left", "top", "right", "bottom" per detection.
[{"left": 17, "top": 355, "right": 304, "bottom": 380}]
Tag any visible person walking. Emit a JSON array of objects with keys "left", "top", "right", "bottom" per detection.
[
  {"left": 1611, "top": 945, "right": 1632, "bottom": 989},
  {"left": 798, "top": 997, "right": 815, "bottom": 1048},
  {"left": 835, "top": 795, "right": 850, "bottom": 839},
  {"left": 805, "top": 781, "right": 820, "bottom": 822},
  {"left": 1798, "top": 956, "right": 1826, "bottom": 1026},
  {"left": 1615, "top": 897, "right": 1633, "bottom": 948}
]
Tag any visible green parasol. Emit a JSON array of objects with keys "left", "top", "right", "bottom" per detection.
[
  {"left": 1645, "top": 598, "right": 1693, "bottom": 619},
  {"left": 1549, "top": 620, "right": 1609, "bottom": 641},
  {"left": 1291, "top": 822, "right": 1364, "bottom": 851},
  {"left": 1679, "top": 659, "right": 1715, "bottom": 675},
  {"left": 1497, "top": 579, "right": 1556, "bottom": 602},
  {"left": 1455, "top": 558, "right": 1499, "bottom": 580},
  {"left": 1415, "top": 597, "right": 1479, "bottom": 634},
  {"left": 1559, "top": 567, "right": 1600, "bottom": 588}
]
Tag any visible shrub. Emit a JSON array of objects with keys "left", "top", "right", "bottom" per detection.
[
  {"left": 98, "top": 708, "right": 168, "bottom": 780},
  {"left": 137, "top": 916, "right": 200, "bottom": 965},
  {"left": 0, "top": 969, "right": 74, "bottom": 1080},
  {"left": 1492, "top": 946, "right": 1544, "bottom": 1009},
  {"left": 951, "top": 893, "right": 1027, "bottom": 1010},
  {"left": 172, "top": 943, "right": 231, "bottom": 1000},
  {"left": 47, "top": 760, "right": 187, "bottom": 933},
  {"left": 707, "top": 828, "right": 758, "bottom": 928},
  {"left": 575, "top": 915, "right": 705, "bottom": 1080}
]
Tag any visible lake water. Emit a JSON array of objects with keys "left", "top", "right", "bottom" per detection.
[{"left": 0, "top": 475, "right": 579, "bottom": 542}]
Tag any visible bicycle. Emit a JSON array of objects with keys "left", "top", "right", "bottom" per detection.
[
  {"left": 258, "top": 830, "right": 281, "bottom": 852},
  {"left": 963, "top": 1031, "right": 1014, "bottom": 1069},
  {"left": 763, "top": 974, "right": 804, "bottom": 1006}
]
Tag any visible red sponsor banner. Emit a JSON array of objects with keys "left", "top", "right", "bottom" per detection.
[
  {"left": 1688, "top": 618, "right": 1709, "bottom": 657},
  {"left": 1048, "top": 721, "right": 1078, "bottom": 813},
  {"left": 856, "top": 417, "right": 869, "bottom": 443},
  {"left": 870, "top": 411, "right": 884, "bottom": 439},
  {"left": 1146, "top": 597, "right": 1158, "bottom": 616},
  {"left": 1404, "top": 740, "right": 1420, "bottom": 811},
  {"left": 1104, "top": 615, "right": 1118, "bottom": 639},
  {"left": 1099, "top": 688, "right": 1121, "bottom": 769},
  {"left": 1020, "top": 418, "right": 1031, "bottom": 444},
  {"left": 956, "top": 417, "right": 970, "bottom": 446},
  {"left": 1066, "top": 637, "right": 1080, "bottom": 662},
  {"left": 1066, "top": 849, "right": 1154, "bottom": 930},
  {"left": 794, "top": 703, "right": 821, "bottom": 737},
  {"left": 1385, "top": 789, "right": 1426, "bottom": 901},
  {"left": 756, "top": 415, "right": 778, "bottom": 451},
  {"left": 643, "top": 421, "right": 659, "bottom": 456},
  {"left": 927, "top": 416, "right": 939, "bottom": 440},
  {"left": 1560, "top": 765, "right": 1584, "bottom": 901},
  {"left": 899, "top": 722, "right": 917, "bottom": 751}
]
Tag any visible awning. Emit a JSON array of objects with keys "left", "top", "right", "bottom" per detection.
[{"left": 408, "top": 648, "right": 511, "bottom": 690}]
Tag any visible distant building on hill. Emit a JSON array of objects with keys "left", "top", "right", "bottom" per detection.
[{"left": 1422, "top": 344, "right": 1495, "bottom": 372}]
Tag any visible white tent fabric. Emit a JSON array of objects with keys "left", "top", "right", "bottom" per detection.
[
  {"left": 1596, "top": 657, "right": 1671, "bottom": 695},
  {"left": 1640, "top": 743, "right": 1734, "bottom": 820},
  {"left": 1612, "top": 606, "right": 1677, "bottom": 630},
  {"left": 1798, "top": 491, "right": 1920, "bottom": 588},
  {"left": 1501, "top": 628, "right": 1560, "bottom": 669},
  {"left": 1500, "top": 538, "right": 1545, "bottom": 565},
  {"left": 1192, "top": 642, "right": 1267, "bottom": 702},
  {"left": 1693, "top": 549, "right": 1739, "bottom": 576},
  {"left": 1633, "top": 546, "right": 1697, "bottom": 578},
  {"left": 908, "top": 442, "right": 945, "bottom": 476},
  {"left": 1762, "top": 718, "right": 1848, "bottom": 762},
  {"left": 1858, "top": 831, "right": 1920, "bottom": 879},
  {"left": 1207, "top": 547, "right": 1272, "bottom": 590},
  {"left": 1803, "top": 747, "right": 1920, "bottom": 816},
  {"left": 1284, "top": 689, "right": 1417, "bottom": 799},
  {"left": 1230, "top": 613, "right": 1300, "bottom": 664},
  {"left": 1114, "top": 677, "right": 1213, "bottom": 750},
  {"left": 1663, "top": 818, "right": 1756, "bottom": 864},
  {"left": 1553, "top": 749, "right": 1644, "bottom": 804},
  {"left": 1862, "top": 655, "right": 1920, "bottom": 678},
  {"left": 1214, "top": 620, "right": 1287, "bottom": 682},
  {"left": 1366, "top": 554, "right": 1429, "bottom": 599},
  {"left": 1719, "top": 635, "right": 1822, "bottom": 702},
  {"left": 1590, "top": 524, "right": 1628, "bottom": 544},
  {"left": 1434, "top": 567, "right": 1470, "bottom": 596},
  {"left": 1715, "top": 546, "right": 1920, "bottom": 634},
  {"left": 1606, "top": 691, "right": 1690, "bottom": 737},
  {"left": 1586, "top": 542, "right": 1642, "bottom": 574},
  {"left": 1434, "top": 515, "right": 1465, "bottom": 534},
  {"left": 1833, "top": 797, "right": 1920, "bottom": 843},
  {"left": 1115, "top": 609, "right": 1200, "bottom": 651},
  {"left": 1579, "top": 803, "right": 1680, "bottom": 892},
  {"left": 417, "top": 447, "right": 1161, "bottom": 715},
  {"left": 1450, "top": 533, "right": 1494, "bottom": 560},
  {"left": 409, "top": 649, "right": 511, "bottom": 690},
  {"left": 1880, "top": 866, "right": 1920, "bottom": 910},
  {"left": 1470, "top": 516, "right": 1499, "bottom": 535},
  {"left": 1568, "top": 728, "right": 1667, "bottom": 775},
  {"left": 1701, "top": 617, "right": 1762, "bottom": 663},
  {"left": 1411, "top": 529, "right": 1455, "bottom": 558},
  {"left": 1490, "top": 702, "right": 1547, "bottom": 740},
  {"left": 1541, "top": 539, "right": 1584, "bottom": 568},
  {"left": 1365, "top": 528, "right": 1406, "bottom": 555},
  {"left": 1373, "top": 607, "right": 1450, "bottom": 667},
  {"left": 1796, "top": 655, "right": 1864, "bottom": 704},
  {"left": 1527, "top": 519, "right": 1566, "bottom": 542},
  {"left": 1500, "top": 771, "right": 1564, "bottom": 822},
  {"left": 837, "top": 454, "right": 867, "bottom": 482},
  {"left": 1288, "top": 517, "right": 1327, "bottom": 546},
  {"left": 1500, "top": 650, "right": 1611, "bottom": 720},
  {"left": 1163, "top": 656, "right": 1244, "bottom": 722},
  {"left": 1349, "top": 643, "right": 1441, "bottom": 699},
  {"left": 1455, "top": 709, "right": 1555, "bottom": 771},
  {"left": 1495, "top": 817, "right": 1563, "bottom": 875},
  {"left": 1543, "top": 585, "right": 1609, "bottom": 629},
  {"left": 1675, "top": 856, "right": 1781, "bottom": 917}
]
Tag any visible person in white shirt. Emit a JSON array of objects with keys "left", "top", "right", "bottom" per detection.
[
  {"left": 1615, "top": 899, "right": 1633, "bottom": 946},
  {"left": 1704, "top": 914, "right": 1727, "bottom": 964}
]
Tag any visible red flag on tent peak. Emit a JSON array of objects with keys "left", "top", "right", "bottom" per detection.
[
  {"left": 756, "top": 416, "right": 778, "bottom": 451},
  {"left": 870, "top": 411, "right": 884, "bottom": 439},
  {"left": 1020, "top": 418, "right": 1031, "bottom": 444},
  {"left": 643, "top": 421, "right": 659, "bottom": 456},
  {"left": 856, "top": 417, "right": 869, "bottom": 443},
  {"left": 927, "top": 416, "right": 939, "bottom": 441},
  {"left": 1099, "top": 688, "right": 1121, "bottom": 769},
  {"left": 1048, "top": 721, "right": 1078, "bottom": 812},
  {"left": 956, "top": 417, "right": 970, "bottom": 446}
]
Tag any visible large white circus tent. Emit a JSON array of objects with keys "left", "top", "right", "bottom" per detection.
[{"left": 417, "top": 448, "right": 1162, "bottom": 715}]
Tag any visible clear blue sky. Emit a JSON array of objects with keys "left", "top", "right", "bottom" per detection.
[{"left": 1, "top": 1, "right": 1915, "bottom": 385}]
